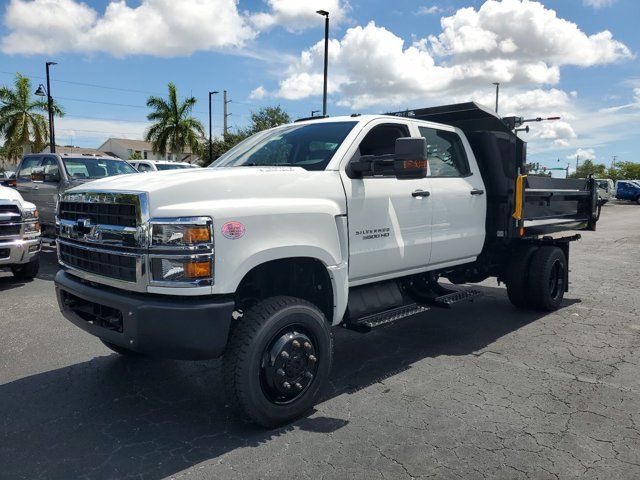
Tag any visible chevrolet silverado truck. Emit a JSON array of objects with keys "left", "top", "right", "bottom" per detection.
[
  {"left": 54, "top": 103, "right": 598, "bottom": 427},
  {"left": 1, "top": 185, "right": 41, "bottom": 279}
]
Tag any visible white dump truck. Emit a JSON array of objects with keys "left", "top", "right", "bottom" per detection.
[{"left": 54, "top": 103, "right": 598, "bottom": 427}]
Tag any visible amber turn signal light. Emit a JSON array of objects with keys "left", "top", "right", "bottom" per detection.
[
  {"left": 184, "top": 261, "right": 211, "bottom": 279},
  {"left": 184, "top": 227, "right": 211, "bottom": 243}
]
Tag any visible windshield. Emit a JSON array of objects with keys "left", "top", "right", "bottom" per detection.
[
  {"left": 156, "top": 163, "right": 191, "bottom": 171},
  {"left": 211, "top": 121, "right": 357, "bottom": 171},
  {"left": 63, "top": 158, "right": 137, "bottom": 179}
]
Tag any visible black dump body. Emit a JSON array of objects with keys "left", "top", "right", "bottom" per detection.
[{"left": 390, "top": 102, "right": 598, "bottom": 243}]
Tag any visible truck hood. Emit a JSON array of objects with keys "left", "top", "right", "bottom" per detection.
[
  {"left": 65, "top": 167, "right": 346, "bottom": 218},
  {"left": 0, "top": 185, "right": 35, "bottom": 210}
]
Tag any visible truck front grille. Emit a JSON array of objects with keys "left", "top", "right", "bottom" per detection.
[
  {"left": 59, "top": 202, "right": 137, "bottom": 228},
  {"left": 0, "top": 205, "right": 20, "bottom": 216},
  {"left": 59, "top": 242, "right": 138, "bottom": 282},
  {"left": 0, "top": 223, "right": 21, "bottom": 237}
]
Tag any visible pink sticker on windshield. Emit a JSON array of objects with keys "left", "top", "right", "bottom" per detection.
[{"left": 222, "top": 221, "right": 245, "bottom": 239}]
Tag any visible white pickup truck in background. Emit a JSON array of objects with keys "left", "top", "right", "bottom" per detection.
[{"left": 54, "top": 102, "right": 599, "bottom": 427}]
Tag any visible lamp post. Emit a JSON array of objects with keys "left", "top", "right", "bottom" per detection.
[
  {"left": 492, "top": 82, "right": 500, "bottom": 114},
  {"left": 35, "top": 61, "right": 57, "bottom": 153},
  {"left": 208, "top": 90, "right": 219, "bottom": 161},
  {"left": 316, "top": 10, "right": 329, "bottom": 116}
]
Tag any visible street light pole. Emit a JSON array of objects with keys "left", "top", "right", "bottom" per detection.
[
  {"left": 45, "top": 62, "right": 57, "bottom": 153},
  {"left": 317, "top": 10, "right": 329, "bottom": 116},
  {"left": 492, "top": 82, "right": 500, "bottom": 114},
  {"left": 208, "top": 91, "right": 219, "bottom": 162}
]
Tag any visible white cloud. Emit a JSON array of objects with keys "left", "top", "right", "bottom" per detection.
[
  {"left": 249, "top": 85, "right": 267, "bottom": 100},
  {"left": 249, "top": 0, "right": 348, "bottom": 32},
  {"left": 566, "top": 148, "right": 596, "bottom": 161},
  {"left": 583, "top": 0, "right": 616, "bottom": 8},
  {"left": 56, "top": 117, "right": 149, "bottom": 142},
  {"left": 417, "top": 5, "right": 443, "bottom": 15},
  {"left": 275, "top": 1, "right": 631, "bottom": 110},
  {"left": 2, "top": 0, "right": 257, "bottom": 56}
]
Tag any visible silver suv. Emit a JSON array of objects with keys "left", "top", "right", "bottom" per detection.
[{"left": 15, "top": 153, "right": 138, "bottom": 235}]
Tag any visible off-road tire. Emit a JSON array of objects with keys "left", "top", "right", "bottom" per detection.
[
  {"left": 222, "top": 296, "right": 333, "bottom": 428},
  {"left": 101, "top": 340, "right": 142, "bottom": 357},
  {"left": 11, "top": 258, "right": 39, "bottom": 280},
  {"left": 505, "top": 246, "right": 537, "bottom": 309},
  {"left": 527, "top": 246, "right": 567, "bottom": 311}
]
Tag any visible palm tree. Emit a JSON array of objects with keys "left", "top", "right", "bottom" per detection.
[
  {"left": 145, "top": 82, "right": 204, "bottom": 160},
  {"left": 0, "top": 73, "right": 63, "bottom": 156}
]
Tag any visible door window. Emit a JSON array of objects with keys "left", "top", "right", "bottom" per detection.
[
  {"left": 137, "top": 163, "right": 153, "bottom": 172},
  {"left": 359, "top": 124, "right": 410, "bottom": 156},
  {"left": 40, "top": 157, "right": 61, "bottom": 182},
  {"left": 17, "top": 157, "right": 42, "bottom": 180},
  {"left": 418, "top": 127, "right": 470, "bottom": 177}
]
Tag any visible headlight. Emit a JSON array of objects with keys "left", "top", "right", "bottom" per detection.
[
  {"left": 22, "top": 207, "right": 38, "bottom": 221},
  {"left": 23, "top": 221, "right": 40, "bottom": 235},
  {"left": 151, "top": 220, "right": 212, "bottom": 247},
  {"left": 151, "top": 257, "right": 212, "bottom": 283}
]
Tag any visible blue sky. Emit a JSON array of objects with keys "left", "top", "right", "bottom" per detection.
[{"left": 1, "top": 0, "right": 638, "bottom": 172}]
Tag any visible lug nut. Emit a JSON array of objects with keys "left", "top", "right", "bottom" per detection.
[
  {"left": 308, "top": 354, "right": 317, "bottom": 363},
  {"left": 305, "top": 371, "right": 314, "bottom": 380},
  {"left": 303, "top": 342, "right": 312, "bottom": 350},
  {"left": 280, "top": 351, "right": 289, "bottom": 359},
  {"left": 276, "top": 368, "right": 285, "bottom": 377},
  {"left": 292, "top": 340, "right": 301, "bottom": 348},
  {"left": 283, "top": 382, "right": 291, "bottom": 390},
  {"left": 294, "top": 382, "right": 303, "bottom": 390}
]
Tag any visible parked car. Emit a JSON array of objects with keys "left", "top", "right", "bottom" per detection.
[
  {"left": 595, "top": 179, "right": 615, "bottom": 205},
  {"left": 0, "top": 185, "right": 41, "bottom": 279},
  {"left": 54, "top": 102, "right": 599, "bottom": 427},
  {"left": 129, "top": 160, "right": 199, "bottom": 172},
  {"left": 15, "top": 153, "right": 138, "bottom": 235},
  {"left": 615, "top": 180, "right": 640, "bottom": 204}
]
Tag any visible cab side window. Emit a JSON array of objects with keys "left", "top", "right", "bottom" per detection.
[
  {"left": 41, "top": 157, "right": 61, "bottom": 181},
  {"left": 359, "top": 124, "right": 410, "bottom": 156},
  {"left": 17, "top": 157, "right": 42, "bottom": 180},
  {"left": 418, "top": 127, "right": 470, "bottom": 177},
  {"left": 137, "top": 163, "right": 153, "bottom": 172}
]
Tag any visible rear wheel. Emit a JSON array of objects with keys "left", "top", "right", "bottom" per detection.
[
  {"left": 636, "top": 196, "right": 640, "bottom": 205},
  {"left": 11, "top": 258, "right": 39, "bottom": 280},
  {"left": 223, "top": 296, "right": 332, "bottom": 428},
  {"left": 527, "top": 246, "right": 567, "bottom": 311}
]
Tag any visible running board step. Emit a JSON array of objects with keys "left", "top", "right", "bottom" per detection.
[
  {"left": 431, "top": 288, "right": 482, "bottom": 308},
  {"left": 346, "top": 303, "right": 429, "bottom": 332}
]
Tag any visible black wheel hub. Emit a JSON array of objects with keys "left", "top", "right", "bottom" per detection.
[{"left": 260, "top": 327, "right": 319, "bottom": 404}]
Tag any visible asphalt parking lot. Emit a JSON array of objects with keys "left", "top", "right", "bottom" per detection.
[{"left": 1, "top": 202, "right": 639, "bottom": 480}]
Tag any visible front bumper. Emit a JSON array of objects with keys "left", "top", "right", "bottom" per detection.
[
  {"left": 55, "top": 270, "right": 235, "bottom": 360},
  {"left": 0, "top": 237, "right": 40, "bottom": 266}
]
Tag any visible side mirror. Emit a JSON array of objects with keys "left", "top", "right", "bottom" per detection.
[
  {"left": 30, "top": 170, "right": 44, "bottom": 182},
  {"left": 44, "top": 171, "right": 60, "bottom": 183},
  {"left": 393, "top": 137, "right": 428, "bottom": 179}
]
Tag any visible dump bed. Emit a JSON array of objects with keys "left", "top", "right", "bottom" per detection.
[{"left": 390, "top": 102, "right": 598, "bottom": 242}]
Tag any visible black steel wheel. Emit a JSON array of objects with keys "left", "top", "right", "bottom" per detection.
[
  {"left": 527, "top": 246, "right": 567, "bottom": 311},
  {"left": 223, "top": 296, "right": 332, "bottom": 428}
]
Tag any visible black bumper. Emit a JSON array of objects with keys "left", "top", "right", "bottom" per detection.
[{"left": 55, "top": 270, "right": 235, "bottom": 360}]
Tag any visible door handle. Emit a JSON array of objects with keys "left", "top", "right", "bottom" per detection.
[
  {"left": 412, "top": 190, "right": 430, "bottom": 198},
  {"left": 470, "top": 189, "right": 484, "bottom": 195},
  {"left": 33, "top": 185, "right": 39, "bottom": 190}
]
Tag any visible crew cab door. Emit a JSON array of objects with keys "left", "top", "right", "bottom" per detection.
[
  {"left": 340, "top": 120, "right": 432, "bottom": 284},
  {"left": 417, "top": 125, "right": 486, "bottom": 265}
]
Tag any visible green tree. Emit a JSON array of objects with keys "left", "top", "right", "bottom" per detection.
[
  {"left": 128, "top": 151, "right": 143, "bottom": 160},
  {"left": 607, "top": 161, "right": 640, "bottom": 181},
  {"left": 568, "top": 159, "right": 607, "bottom": 179},
  {"left": 145, "top": 82, "right": 204, "bottom": 159},
  {"left": 246, "top": 105, "right": 291, "bottom": 134},
  {"left": 0, "top": 73, "right": 64, "bottom": 157}
]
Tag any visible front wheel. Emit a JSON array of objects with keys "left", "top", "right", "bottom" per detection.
[
  {"left": 11, "top": 258, "right": 39, "bottom": 280},
  {"left": 222, "top": 296, "right": 333, "bottom": 428},
  {"left": 636, "top": 196, "right": 640, "bottom": 205}
]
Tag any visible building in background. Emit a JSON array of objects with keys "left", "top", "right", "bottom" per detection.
[
  {"left": 40, "top": 145, "right": 111, "bottom": 156},
  {"left": 97, "top": 138, "right": 199, "bottom": 164}
]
